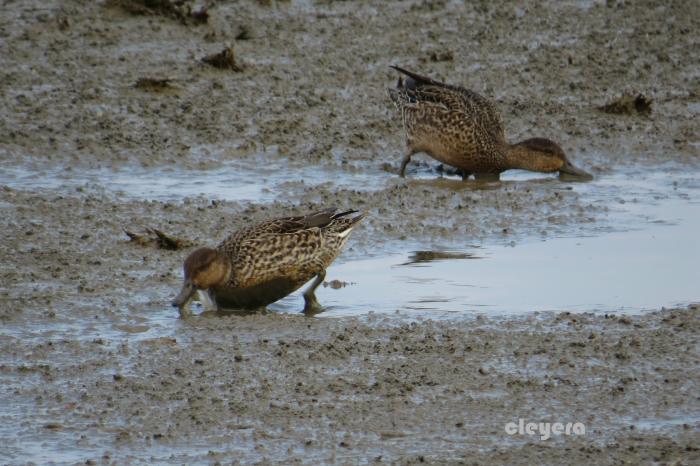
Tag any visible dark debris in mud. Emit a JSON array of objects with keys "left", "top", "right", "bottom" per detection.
[
  {"left": 108, "top": 0, "right": 209, "bottom": 25},
  {"left": 428, "top": 50, "right": 454, "bottom": 62},
  {"left": 201, "top": 46, "right": 245, "bottom": 71},
  {"left": 124, "top": 227, "right": 193, "bottom": 250},
  {"left": 134, "top": 77, "right": 176, "bottom": 91},
  {"left": 255, "top": 0, "right": 291, "bottom": 6},
  {"left": 235, "top": 24, "right": 253, "bottom": 41},
  {"left": 599, "top": 93, "right": 653, "bottom": 115}
]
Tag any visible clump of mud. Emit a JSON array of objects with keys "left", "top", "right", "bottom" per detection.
[
  {"left": 125, "top": 227, "right": 193, "bottom": 250},
  {"left": 235, "top": 24, "right": 253, "bottom": 41},
  {"left": 255, "top": 0, "right": 291, "bottom": 6},
  {"left": 134, "top": 77, "right": 176, "bottom": 92},
  {"left": 428, "top": 49, "right": 455, "bottom": 62},
  {"left": 201, "top": 46, "right": 245, "bottom": 71},
  {"left": 108, "top": 0, "right": 209, "bottom": 24},
  {"left": 599, "top": 93, "right": 652, "bottom": 115}
]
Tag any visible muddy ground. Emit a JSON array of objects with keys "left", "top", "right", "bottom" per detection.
[{"left": 1, "top": 0, "right": 699, "bottom": 464}]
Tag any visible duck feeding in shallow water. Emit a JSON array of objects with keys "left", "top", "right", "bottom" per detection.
[
  {"left": 388, "top": 65, "right": 592, "bottom": 181},
  {"left": 172, "top": 208, "right": 365, "bottom": 317}
]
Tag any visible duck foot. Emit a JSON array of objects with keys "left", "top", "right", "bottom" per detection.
[
  {"left": 303, "top": 295, "right": 325, "bottom": 315},
  {"left": 435, "top": 164, "right": 471, "bottom": 180},
  {"left": 302, "top": 270, "right": 326, "bottom": 315},
  {"left": 178, "top": 305, "right": 193, "bottom": 319},
  {"left": 399, "top": 151, "right": 413, "bottom": 178}
]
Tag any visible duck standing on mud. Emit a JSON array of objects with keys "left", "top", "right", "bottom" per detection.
[
  {"left": 172, "top": 208, "right": 364, "bottom": 317},
  {"left": 388, "top": 65, "right": 592, "bottom": 181}
]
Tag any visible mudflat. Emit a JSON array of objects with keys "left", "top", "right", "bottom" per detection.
[{"left": 1, "top": 1, "right": 699, "bottom": 464}]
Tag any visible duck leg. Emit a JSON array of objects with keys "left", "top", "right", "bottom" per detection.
[
  {"left": 441, "top": 166, "right": 471, "bottom": 180},
  {"left": 303, "top": 270, "right": 326, "bottom": 314},
  {"left": 399, "top": 151, "right": 413, "bottom": 178}
]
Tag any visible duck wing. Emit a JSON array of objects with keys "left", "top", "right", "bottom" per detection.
[
  {"left": 243, "top": 208, "right": 355, "bottom": 235},
  {"left": 389, "top": 65, "right": 506, "bottom": 142},
  {"left": 231, "top": 228, "right": 328, "bottom": 289},
  {"left": 222, "top": 209, "right": 363, "bottom": 288}
]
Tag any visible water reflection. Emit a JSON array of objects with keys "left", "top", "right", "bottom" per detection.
[{"left": 401, "top": 250, "right": 481, "bottom": 265}]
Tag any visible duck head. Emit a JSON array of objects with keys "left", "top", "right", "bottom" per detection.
[
  {"left": 509, "top": 138, "right": 593, "bottom": 180},
  {"left": 172, "top": 247, "right": 231, "bottom": 312}
]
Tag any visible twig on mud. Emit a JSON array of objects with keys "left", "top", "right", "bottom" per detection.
[{"left": 124, "top": 227, "right": 193, "bottom": 250}]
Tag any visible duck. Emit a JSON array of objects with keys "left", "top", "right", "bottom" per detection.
[
  {"left": 172, "top": 208, "right": 365, "bottom": 317},
  {"left": 388, "top": 65, "right": 592, "bottom": 180}
]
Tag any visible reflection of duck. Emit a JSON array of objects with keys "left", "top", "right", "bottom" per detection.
[
  {"left": 402, "top": 250, "right": 480, "bottom": 266},
  {"left": 388, "top": 66, "right": 592, "bottom": 180},
  {"left": 172, "top": 208, "right": 365, "bottom": 317}
]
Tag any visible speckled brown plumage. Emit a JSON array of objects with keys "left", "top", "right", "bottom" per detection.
[
  {"left": 172, "top": 208, "right": 364, "bottom": 316},
  {"left": 388, "top": 65, "right": 592, "bottom": 180}
]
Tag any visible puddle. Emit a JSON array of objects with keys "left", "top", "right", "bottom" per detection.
[
  {"left": 51, "top": 192, "right": 698, "bottom": 345},
  {"left": 272, "top": 196, "right": 699, "bottom": 317},
  {"left": 1, "top": 151, "right": 696, "bottom": 211},
  {"left": 628, "top": 414, "right": 700, "bottom": 432},
  {"left": 0, "top": 159, "right": 395, "bottom": 202}
]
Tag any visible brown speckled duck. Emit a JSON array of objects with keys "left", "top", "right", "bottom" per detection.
[
  {"left": 172, "top": 208, "right": 364, "bottom": 317},
  {"left": 388, "top": 65, "right": 592, "bottom": 180}
]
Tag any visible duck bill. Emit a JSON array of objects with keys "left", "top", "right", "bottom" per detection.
[
  {"left": 172, "top": 280, "right": 197, "bottom": 310},
  {"left": 559, "top": 161, "right": 593, "bottom": 180}
]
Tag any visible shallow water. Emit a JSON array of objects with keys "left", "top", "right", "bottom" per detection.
[
  {"left": 3, "top": 158, "right": 698, "bottom": 322},
  {"left": 0, "top": 158, "right": 396, "bottom": 202},
  {"left": 230, "top": 165, "right": 697, "bottom": 318},
  {"left": 306, "top": 197, "right": 699, "bottom": 316}
]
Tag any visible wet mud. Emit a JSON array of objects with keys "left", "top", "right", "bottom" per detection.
[
  {"left": 3, "top": 309, "right": 700, "bottom": 464},
  {"left": 1, "top": 0, "right": 699, "bottom": 464}
]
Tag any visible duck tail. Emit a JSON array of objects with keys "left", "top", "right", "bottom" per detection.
[
  {"left": 303, "top": 208, "right": 339, "bottom": 228},
  {"left": 389, "top": 65, "right": 445, "bottom": 110},
  {"left": 333, "top": 210, "right": 365, "bottom": 238},
  {"left": 303, "top": 208, "right": 364, "bottom": 229},
  {"left": 332, "top": 209, "right": 364, "bottom": 224},
  {"left": 390, "top": 65, "right": 444, "bottom": 88}
]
